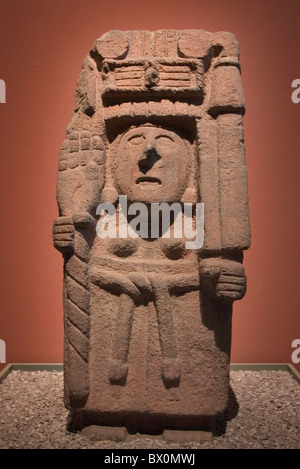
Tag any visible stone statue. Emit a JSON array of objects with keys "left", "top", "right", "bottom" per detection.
[{"left": 53, "top": 29, "right": 250, "bottom": 442}]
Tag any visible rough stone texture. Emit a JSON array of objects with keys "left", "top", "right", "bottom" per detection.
[{"left": 53, "top": 30, "right": 250, "bottom": 440}]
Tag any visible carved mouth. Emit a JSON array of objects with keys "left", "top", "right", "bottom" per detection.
[{"left": 136, "top": 176, "right": 162, "bottom": 187}]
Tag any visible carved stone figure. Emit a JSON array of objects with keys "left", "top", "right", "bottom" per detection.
[{"left": 53, "top": 29, "right": 250, "bottom": 442}]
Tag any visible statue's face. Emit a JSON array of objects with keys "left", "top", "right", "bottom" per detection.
[{"left": 114, "top": 125, "right": 190, "bottom": 203}]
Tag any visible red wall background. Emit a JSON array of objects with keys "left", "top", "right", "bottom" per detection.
[{"left": 0, "top": 0, "right": 299, "bottom": 371}]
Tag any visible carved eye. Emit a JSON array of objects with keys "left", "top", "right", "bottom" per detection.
[
  {"left": 155, "top": 135, "right": 174, "bottom": 146},
  {"left": 128, "top": 135, "right": 145, "bottom": 145}
]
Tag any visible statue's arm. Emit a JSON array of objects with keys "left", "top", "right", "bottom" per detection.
[
  {"left": 199, "top": 32, "right": 250, "bottom": 303},
  {"left": 53, "top": 131, "right": 104, "bottom": 254}
]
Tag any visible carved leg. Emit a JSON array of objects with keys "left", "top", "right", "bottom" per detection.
[
  {"left": 150, "top": 277, "right": 180, "bottom": 388},
  {"left": 108, "top": 293, "right": 135, "bottom": 384}
]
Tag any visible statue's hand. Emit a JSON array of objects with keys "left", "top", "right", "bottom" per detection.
[
  {"left": 200, "top": 258, "right": 246, "bottom": 303},
  {"left": 56, "top": 131, "right": 104, "bottom": 216},
  {"left": 53, "top": 216, "right": 75, "bottom": 253},
  {"left": 53, "top": 213, "right": 96, "bottom": 254}
]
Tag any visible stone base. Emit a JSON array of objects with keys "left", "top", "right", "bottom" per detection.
[
  {"left": 80, "top": 425, "right": 213, "bottom": 444},
  {"left": 76, "top": 412, "right": 216, "bottom": 444}
]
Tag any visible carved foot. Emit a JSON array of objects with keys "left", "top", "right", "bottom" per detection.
[
  {"left": 108, "top": 358, "right": 128, "bottom": 384},
  {"left": 81, "top": 425, "right": 128, "bottom": 442},
  {"left": 163, "top": 429, "right": 213, "bottom": 444},
  {"left": 162, "top": 358, "right": 181, "bottom": 388}
]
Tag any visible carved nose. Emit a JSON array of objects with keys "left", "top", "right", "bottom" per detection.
[{"left": 138, "top": 145, "right": 161, "bottom": 173}]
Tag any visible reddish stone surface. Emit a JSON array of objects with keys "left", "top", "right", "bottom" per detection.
[{"left": 53, "top": 29, "right": 250, "bottom": 441}]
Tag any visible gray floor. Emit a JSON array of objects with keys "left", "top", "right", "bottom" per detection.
[{"left": 0, "top": 369, "right": 299, "bottom": 449}]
